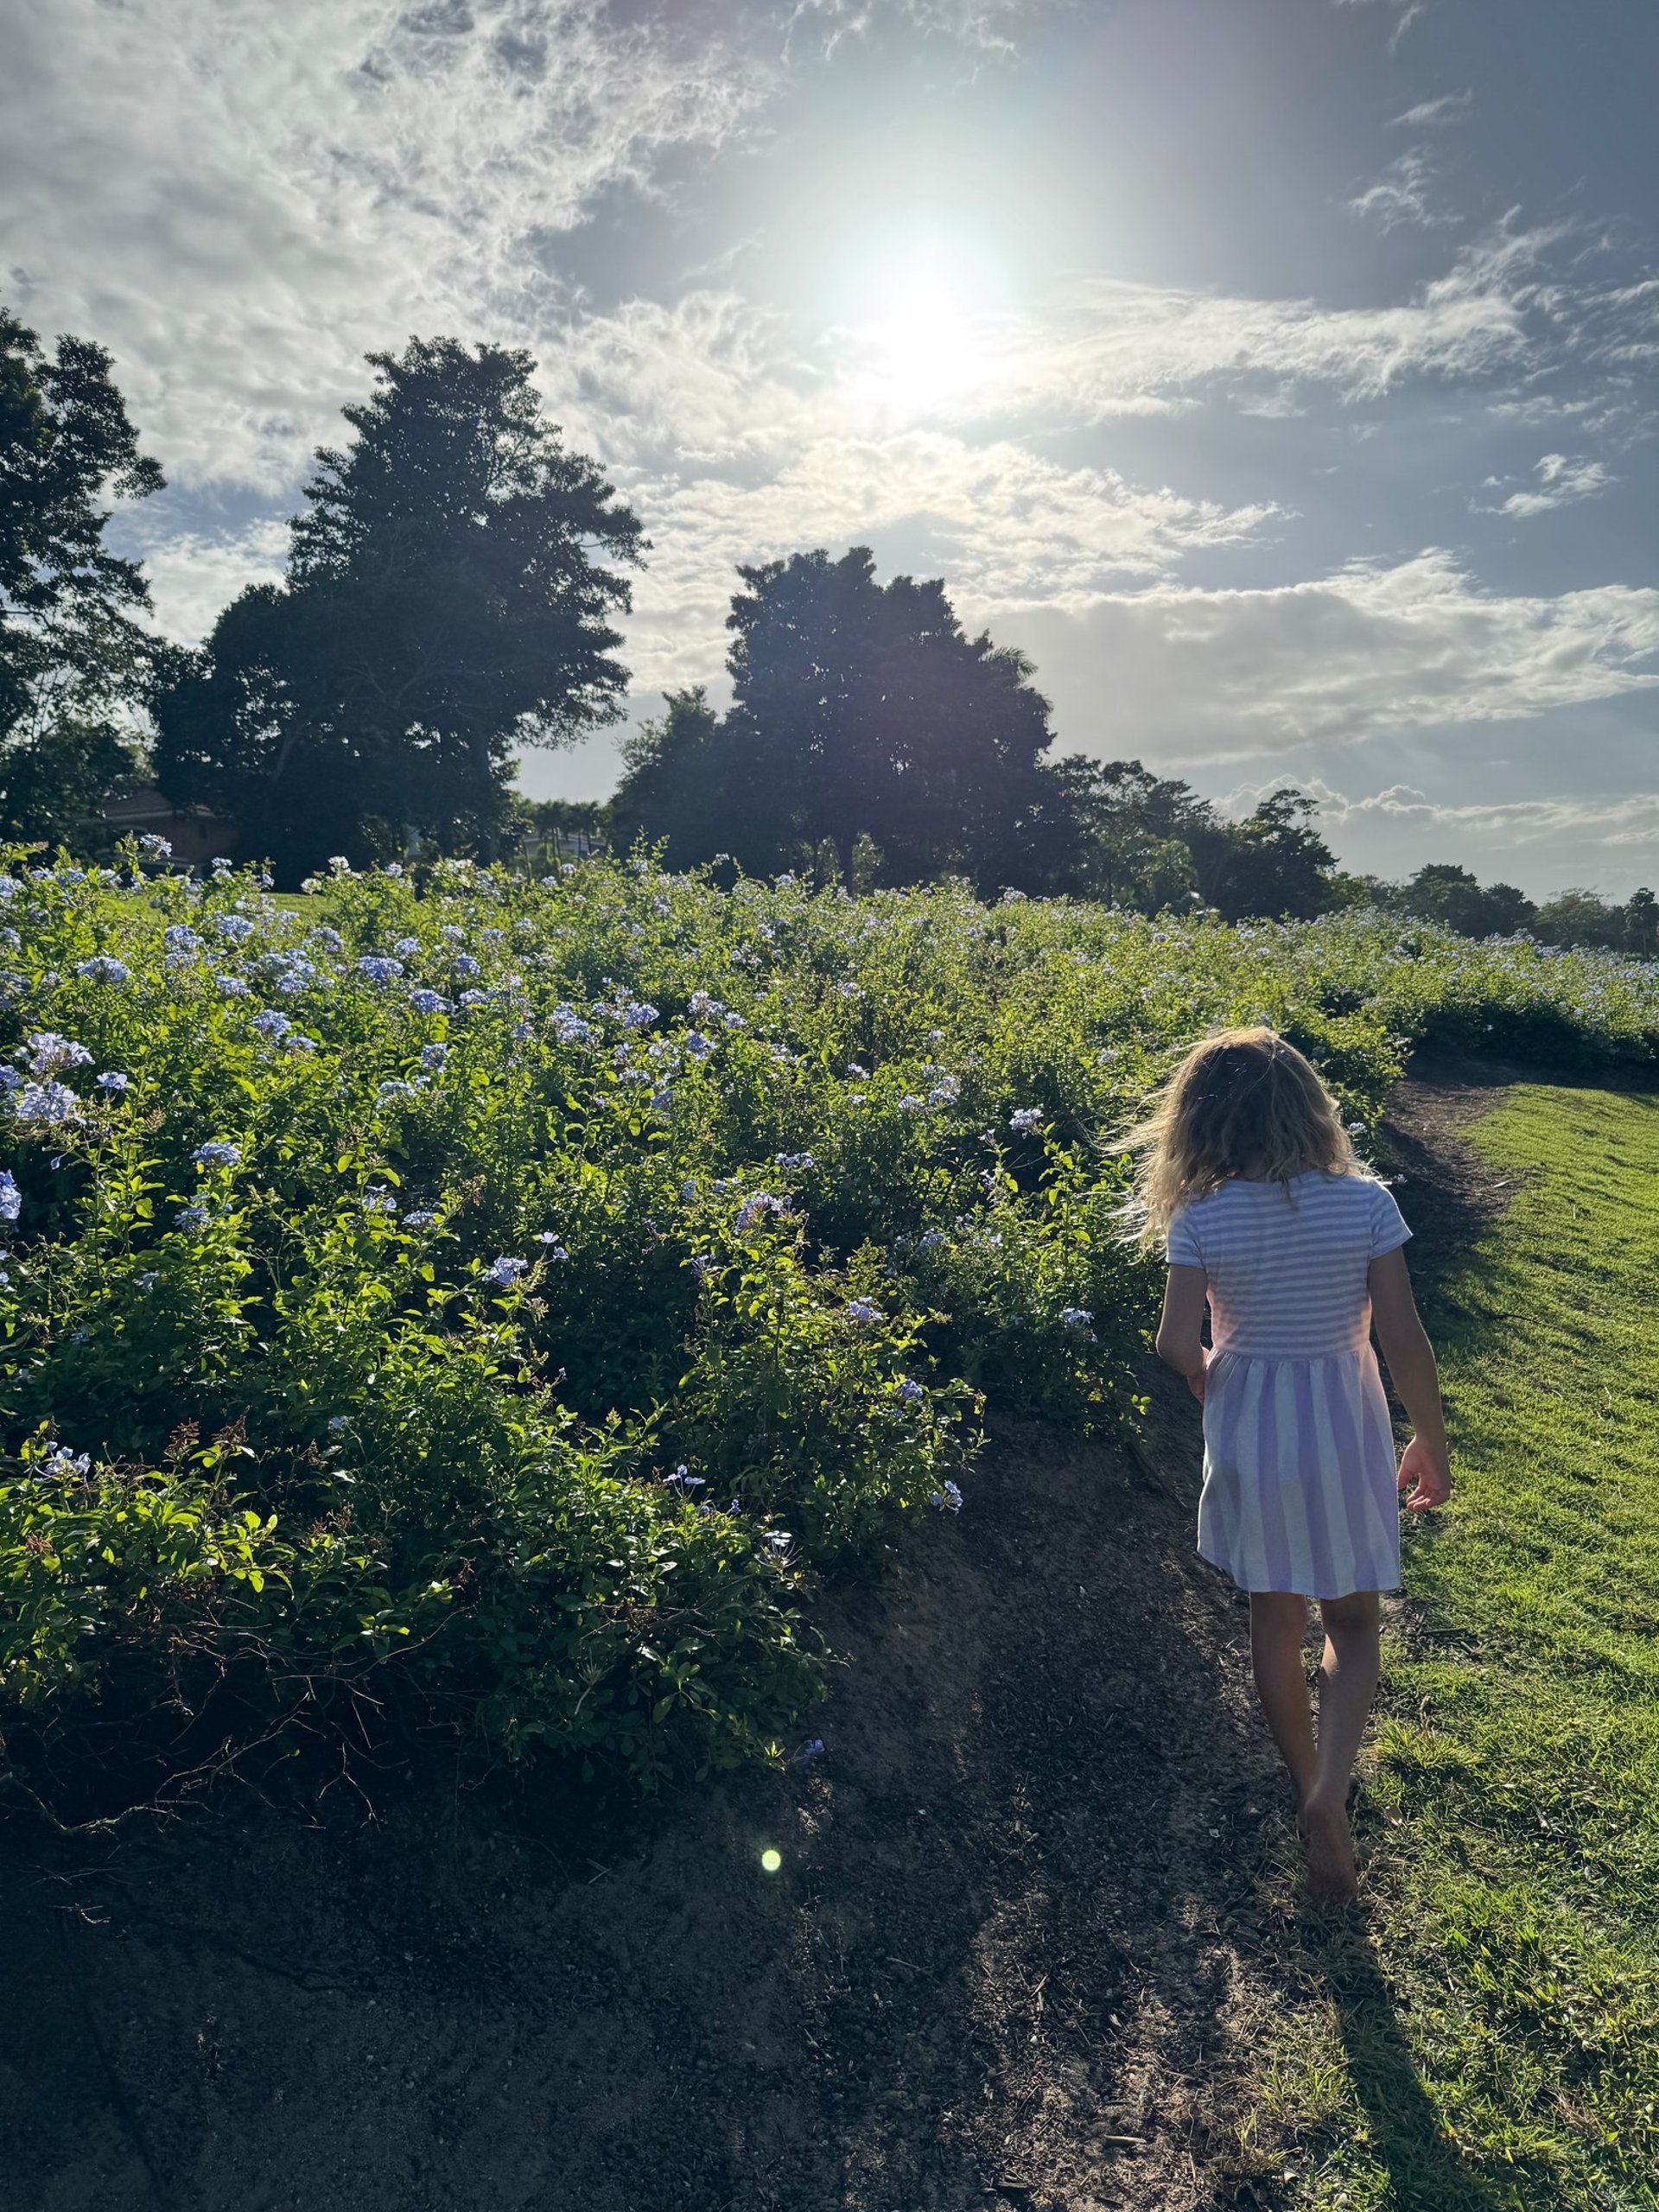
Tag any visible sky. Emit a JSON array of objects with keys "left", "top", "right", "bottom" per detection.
[{"left": 4, "top": 0, "right": 1657, "bottom": 895}]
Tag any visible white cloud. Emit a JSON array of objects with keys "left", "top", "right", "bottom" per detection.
[
  {"left": 2, "top": 0, "right": 776, "bottom": 491},
  {"left": 1390, "top": 92, "right": 1471, "bottom": 128},
  {"left": 988, "top": 226, "right": 1567, "bottom": 424},
  {"left": 1348, "top": 149, "right": 1451, "bottom": 233},
  {"left": 621, "top": 435, "right": 1277, "bottom": 691},
  {"left": 1493, "top": 452, "right": 1613, "bottom": 518},
  {"left": 980, "top": 550, "right": 1659, "bottom": 762}
]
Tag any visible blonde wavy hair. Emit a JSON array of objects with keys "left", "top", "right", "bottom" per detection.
[{"left": 1122, "top": 1027, "right": 1357, "bottom": 1244}]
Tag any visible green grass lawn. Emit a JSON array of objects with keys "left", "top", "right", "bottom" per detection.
[{"left": 1264, "top": 1084, "right": 1659, "bottom": 2211}]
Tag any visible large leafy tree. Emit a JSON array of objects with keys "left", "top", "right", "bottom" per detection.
[
  {"left": 156, "top": 338, "right": 644, "bottom": 880},
  {"left": 0, "top": 305, "right": 163, "bottom": 842},
  {"left": 616, "top": 546, "right": 1060, "bottom": 888}
]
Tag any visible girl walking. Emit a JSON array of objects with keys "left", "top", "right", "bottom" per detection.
[{"left": 1133, "top": 1027, "right": 1452, "bottom": 1902}]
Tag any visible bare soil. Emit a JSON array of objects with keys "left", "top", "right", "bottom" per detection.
[{"left": 0, "top": 1073, "right": 1522, "bottom": 2212}]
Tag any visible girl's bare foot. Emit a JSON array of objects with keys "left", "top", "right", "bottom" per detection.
[{"left": 1299, "top": 1792, "right": 1359, "bottom": 1904}]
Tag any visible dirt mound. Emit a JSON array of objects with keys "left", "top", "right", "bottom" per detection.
[{"left": 0, "top": 1075, "right": 1504, "bottom": 2212}]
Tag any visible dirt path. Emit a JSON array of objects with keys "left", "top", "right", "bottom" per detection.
[{"left": 0, "top": 1075, "right": 1513, "bottom": 2212}]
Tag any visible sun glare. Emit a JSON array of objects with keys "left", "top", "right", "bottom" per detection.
[{"left": 843, "top": 247, "right": 1001, "bottom": 420}]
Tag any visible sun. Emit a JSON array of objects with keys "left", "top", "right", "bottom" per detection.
[{"left": 843, "top": 248, "right": 1001, "bottom": 419}]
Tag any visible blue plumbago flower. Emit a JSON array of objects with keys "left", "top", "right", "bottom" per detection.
[
  {"left": 308, "top": 927, "right": 343, "bottom": 953},
  {"left": 76, "top": 954, "right": 130, "bottom": 986},
  {"left": 844, "top": 1296, "right": 883, "bottom": 1325},
  {"left": 360, "top": 1187, "right": 397, "bottom": 1213},
  {"left": 439, "top": 925, "right": 466, "bottom": 944},
  {"left": 16, "top": 1081, "right": 81, "bottom": 1124},
  {"left": 664, "top": 1464, "right": 706, "bottom": 1491},
  {"left": 767, "top": 1529, "right": 793, "bottom": 1556},
  {"left": 43, "top": 1443, "right": 92, "bottom": 1477},
  {"left": 283, "top": 1033, "right": 319, "bottom": 1052},
  {"left": 480, "top": 1254, "right": 527, "bottom": 1288},
  {"left": 792, "top": 1738, "right": 825, "bottom": 1765},
  {"left": 512, "top": 1020, "right": 536, "bottom": 1043},
  {"left": 96, "top": 1071, "right": 130, "bottom": 1091},
  {"left": 683, "top": 1030, "right": 714, "bottom": 1059},
  {"left": 211, "top": 855, "right": 233, "bottom": 874},
  {"left": 402, "top": 1208, "right": 439, "bottom": 1229},
  {"left": 393, "top": 937, "right": 421, "bottom": 957},
  {"left": 930, "top": 1480, "right": 964, "bottom": 1513},
  {"left": 897, "top": 1094, "right": 927, "bottom": 1114},
  {"left": 735, "top": 1192, "right": 787, "bottom": 1232},
  {"left": 846, "top": 1063, "right": 868, "bottom": 1078},
  {"left": 480, "top": 927, "right": 505, "bottom": 944},
  {"left": 688, "top": 990, "right": 724, "bottom": 1017},
  {"left": 622, "top": 1001, "right": 659, "bottom": 1031},
  {"left": 679, "top": 1178, "right": 698, "bottom": 1200},
  {"left": 215, "top": 913, "right": 257, "bottom": 943},
  {"left": 539, "top": 874, "right": 560, "bottom": 888},
  {"left": 419, "top": 1042, "right": 448, "bottom": 1070},
  {"left": 1060, "top": 1306, "right": 1093, "bottom": 1329},
  {"left": 835, "top": 981, "right": 861, "bottom": 1001},
  {"left": 917, "top": 1229, "right": 946, "bottom": 1252},
  {"left": 0, "top": 1170, "right": 19, "bottom": 1220},
  {"left": 774, "top": 1151, "right": 815, "bottom": 1171},
  {"left": 408, "top": 988, "right": 448, "bottom": 1016},
  {"left": 0, "top": 880, "right": 16, "bottom": 904},
  {"left": 376, "top": 1080, "right": 418, "bottom": 1103},
  {"left": 722, "top": 1010, "right": 747, "bottom": 1031},
  {"left": 251, "top": 1009, "right": 290, "bottom": 1039},
  {"left": 217, "top": 976, "right": 251, "bottom": 997},
  {"left": 689, "top": 1253, "right": 715, "bottom": 1281},
  {"left": 895, "top": 1377, "right": 925, "bottom": 1403},
  {"left": 457, "top": 988, "right": 488, "bottom": 1008},
  {"left": 926, "top": 1028, "right": 946, "bottom": 1044},
  {"left": 327, "top": 856, "right": 352, "bottom": 874},
  {"left": 327, "top": 1414, "right": 349, "bottom": 1433},
  {"left": 25, "top": 1033, "right": 92, "bottom": 1077},
  {"left": 533, "top": 1231, "right": 569, "bottom": 1258},
  {"left": 192, "top": 1141, "right": 241, "bottom": 1168},
  {"left": 452, "top": 953, "right": 481, "bottom": 979},
  {"left": 137, "top": 833, "right": 172, "bottom": 857},
  {"left": 651, "top": 1085, "right": 673, "bottom": 1109},
  {"left": 926, "top": 1076, "right": 960, "bottom": 1108},
  {"left": 1008, "top": 1106, "right": 1044, "bottom": 1132},
  {"left": 174, "top": 1202, "right": 209, "bottom": 1229},
  {"left": 357, "top": 955, "right": 404, "bottom": 984},
  {"left": 0, "top": 1070, "right": 19, "bottom": 1091}
]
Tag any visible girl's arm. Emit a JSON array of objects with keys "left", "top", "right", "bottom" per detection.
[
  {"left": 1156, "top": 1264, "right": 1210, "bottom": 1402},
  {"left": 1368, "top": 1246, "right": 1452, "bottom": 1510}
]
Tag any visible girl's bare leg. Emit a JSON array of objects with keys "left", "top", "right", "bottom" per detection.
[
  {"left": 1249, "top": 1592, "right": 1317, "bottom": 1804},
  {"left": 1300, "top": 1590, "right": 1382, "bottom": 1904}
]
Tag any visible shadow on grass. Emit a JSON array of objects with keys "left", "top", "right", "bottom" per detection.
[{"left": 1303, "top": 1920, "right": 1509, "bottom": 2212}]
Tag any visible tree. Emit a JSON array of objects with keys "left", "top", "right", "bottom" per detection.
[
  {"left": 0, "top": 305, "right": 163, "bottom": 840},
  {"left": 616, "top": 547, "right": 1060, "bottom": 889},
  {"left": 1202, "top": 789, "right": 1337, "bottom": 921},
  {"left": 155, "top": 338, "right": 644, "bottom": 881},
  {"left": 1395, "top": 862, "right": 1536, "bottom": 938},
  {"left": 610, "top": 687, "right": 735, "bottom": 868},
  {"left": 1624, "top": 887, "right": 1657, "bottom": 957},
  {"left": 1533, "top": 887, "right": 1624, "bottom": 951}
]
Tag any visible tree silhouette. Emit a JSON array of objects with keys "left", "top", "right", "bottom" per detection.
[
  {"left": 0, "top": 304, "right": 163, "bottom": 842},
  {"left": 615, "top": 547, "right": 1060, "bottom": 889},
  {"left": 155, "top": 338, "right": 643, "bottom": 880}
]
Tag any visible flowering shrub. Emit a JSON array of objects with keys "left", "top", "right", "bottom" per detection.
[{"left": 0, "top": 844, "right": 1653, "bottom": 1802}]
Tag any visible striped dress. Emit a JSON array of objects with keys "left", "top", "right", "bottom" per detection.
[{"left": 1166, "top": 1170, "right": 1411, "bottom": 1599}]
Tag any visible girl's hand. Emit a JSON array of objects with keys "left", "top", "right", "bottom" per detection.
[
  {"left": 1185, "top": 1351, "right": 1208, "bottom": 1404},
  {"left": 1397, "top": 1433, "right": 1452, "bottom": 1511}
]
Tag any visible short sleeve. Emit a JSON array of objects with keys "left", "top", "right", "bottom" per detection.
[
  {"left": 1367, "top": 1179, "right": 1412, "bottom": 1259},
  {"left": 1166, "top": 1208, "right": 1205, "bottom": 1268}
]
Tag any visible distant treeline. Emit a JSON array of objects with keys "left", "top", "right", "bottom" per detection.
[{"left": 1, "top": 306, "right": 1649, "bottom": 945}]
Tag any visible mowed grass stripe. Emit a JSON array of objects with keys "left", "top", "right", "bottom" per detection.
[{"left": 1271, "top": 1085, "right": 1659, "bottom": 2212}]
